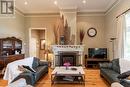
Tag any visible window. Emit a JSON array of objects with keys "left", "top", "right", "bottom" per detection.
[{"left": 124, "top": 13, "right": 130, "bottom": 58}]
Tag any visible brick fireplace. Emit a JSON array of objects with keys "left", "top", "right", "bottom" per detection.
[{"left": 52, "top": 45, "right": 84, "bottom": 68}]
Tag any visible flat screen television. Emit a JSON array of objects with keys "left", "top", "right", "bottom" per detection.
[{"left": 88, "top": 48, "right": 107, "bottom": 59}]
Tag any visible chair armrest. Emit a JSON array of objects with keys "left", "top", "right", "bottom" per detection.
[
  {"left": 39, "top": 61, "right": 48, "bottom": 66},
  {"left": 99, "top": 62, "right": 112, "bottom": 69}
]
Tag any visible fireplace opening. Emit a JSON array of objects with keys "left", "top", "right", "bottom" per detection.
[{"left": 59, "top": 52, "right": 77, "bottom": 66}]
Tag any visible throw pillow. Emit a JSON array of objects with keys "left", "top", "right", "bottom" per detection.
[
  {"left": 117, "top": 70, "right": 130, "bottom": 79},
  {"left": 112, "top": 59, "right": 120, "bottom": 73},
  {"left": 22, "top": 65, "right": 36, "bottom": 73},
  {"left": 32, "top": 57, "right": 40, "bottom": 68},
  {"left": 18, "top": 65, "right": 31, "bottom": 73}
]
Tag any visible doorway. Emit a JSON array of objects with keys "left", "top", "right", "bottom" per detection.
[{"left": 29, "top": 28, "right": 46, "bottom": 60}]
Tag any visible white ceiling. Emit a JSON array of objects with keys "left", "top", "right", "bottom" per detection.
[{"left": 15, "top": 0, "right": 119, "bottom": 13}]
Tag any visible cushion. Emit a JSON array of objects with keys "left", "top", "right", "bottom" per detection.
[
  {"left": 22, "top": 65, "right": 36, "bottom": 73},
  {"left": 39, "top": 61, "right": 48, "bottom": 66},
  {"left": 99, "top": 63, "right": 112, "bottom": 69},
  {"left": 34, "top": 66, "right": 48, "bottom": 81},
  {"left": 111, "top": 82, "right": 124, "bottom": 87},
  {"left": 112, "top": 59, "right": 120, "bottom": 73},
  {"left": 32, "top": 57, "right": 40, "bottom": 68},
  {"left": 18, "top": 65, "right": 31, "bottom": 73},
  {"left": 117, "top": 71, "right": 130, "bottom": 79},
  {"left": 100, "top": 68, "right": 120, "bottom": 83}
]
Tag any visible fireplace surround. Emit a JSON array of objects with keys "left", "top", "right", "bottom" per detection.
[
  {"left": 59, "top": 52, "right": 78, "bottom": 66},
  {"left": 52, "top": 45, "right": 84, "bottom": 68}
]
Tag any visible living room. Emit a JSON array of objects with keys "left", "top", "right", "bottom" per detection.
[{"left": 0, "top": 0, "right": 130, "bottom": 87}]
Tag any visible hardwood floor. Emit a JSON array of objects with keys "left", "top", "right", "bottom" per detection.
[
  {"left": 0, "top": 68, "right": 110, "bottom": 87},
  {"left": 36, "top": 68, "right": 110, "bottom": 87}
]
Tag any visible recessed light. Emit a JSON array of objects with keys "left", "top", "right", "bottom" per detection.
[
  {"left": 24, "top": 1, "right": 28, "bottom": 5},
  {"left": 82, "top": 0, "right": 86, "bottom": 4},
  {"left": 54, "top": 0, "right": 57, "bottom": 5}
]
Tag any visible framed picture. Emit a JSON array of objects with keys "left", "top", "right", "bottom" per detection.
[{"left": 40, "top": 39, "right": 45, "bottom": 50}]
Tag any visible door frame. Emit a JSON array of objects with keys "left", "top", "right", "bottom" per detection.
[{"left": 29, "top": 28, "right": 46, "bottom": 57}]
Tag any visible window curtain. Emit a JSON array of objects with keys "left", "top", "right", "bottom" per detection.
[
  {"left": 124, "top": 12, "right": 130, "bottom": 59},
  {"left": 115, "top": 14, "right": 126, "bottom": 59}
]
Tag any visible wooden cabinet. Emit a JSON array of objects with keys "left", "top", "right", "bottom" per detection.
[
  {"left": 85, "top": 58, "right": 109, "bottom": 68},
  {"left": 85, "top": 55, "right": 109, "bottom": 68},
  {"left": 3, "top": 54, "right": 24, "bottom": 65},
  {"left": 0, "top": 37, "right": 22, "bottom": 56},
  {"left": 0, "top": 54, "right": 24, "bottom": 69},
  {"left": 0, "top": 37, "right": 24, "bottom": 70}
]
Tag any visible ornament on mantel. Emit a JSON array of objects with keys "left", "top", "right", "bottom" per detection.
[
  {"left": 80, "top": 29, "right": 85, "bottom": 45},
  {"left": 54, "top": 15, "right": 71, "bottom": 45}
]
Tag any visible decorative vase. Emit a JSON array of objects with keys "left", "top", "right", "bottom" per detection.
[
  {"left": 64, "top": 62, "right": 71, "bottom": 70},
  {"left": 66, "top": 66, "right": 68, "bottom": 70},
  {"left": 80, "top": 42, "right": 83, "bottom": 45}
]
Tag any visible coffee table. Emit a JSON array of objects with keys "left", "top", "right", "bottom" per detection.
[{"left": 51, "top": 66, "right": 85, "bottom": 84}]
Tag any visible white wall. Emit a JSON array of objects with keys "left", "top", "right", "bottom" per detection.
[
  {"left": 0, "top": 12, "right": 26, "bottom": 56},
  {"left": 105, "top": 0, "right": 130, "bottom": 60}
]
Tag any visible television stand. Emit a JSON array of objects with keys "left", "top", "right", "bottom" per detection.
[{"left": 85, "top": 58, "right": 109, "bottom": 68}]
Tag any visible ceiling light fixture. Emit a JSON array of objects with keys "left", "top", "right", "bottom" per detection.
[
  {"left": 54, "top": 0, "right": 57, "bottom": 5},
  {"left": 82, "top": 0, "right": 86, "bottom": 4},
  {"left": 24, "top": 1, "right": 28, "bottom": 5}
]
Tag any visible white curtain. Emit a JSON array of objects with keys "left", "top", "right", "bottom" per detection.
[{"left": 115, "top": 14, "right": 126, "bottom": 59}]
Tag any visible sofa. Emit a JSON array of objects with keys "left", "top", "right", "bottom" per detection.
[
  {"left": 99, "top": 59, "right": 130, "bottom": 87},
  {"left": 11, "top": 58, "right": 49, "bottom": 86}
]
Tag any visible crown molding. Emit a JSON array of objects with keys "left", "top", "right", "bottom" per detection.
[
  {"left": 24, "top": 13, "right": 60, "bottom": 17},
  {"left": 60, "top": 7, "right": 77, "bottom": 12},
  {"left": 16, "top": 12, "right": 105, "bottom": 17},
  {"left": 105, "top": 0, "right": 121, "bottom": 15},
  {"left": 77, "top": 12, "right": 105, "bottom": 17},
  {"left": 15, "top": 8, "right": 25, "bottom": 17},
  {"left": 14, "top": 0, "right": 120, "bottom": 18}
]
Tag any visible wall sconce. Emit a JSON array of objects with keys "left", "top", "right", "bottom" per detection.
[{"left": 40, "top": 39, "right": 45, "bottom": 50}]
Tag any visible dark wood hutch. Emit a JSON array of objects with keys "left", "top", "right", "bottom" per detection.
[{"left": 0, "top": 37, "right": 24, "bottom": 70}]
